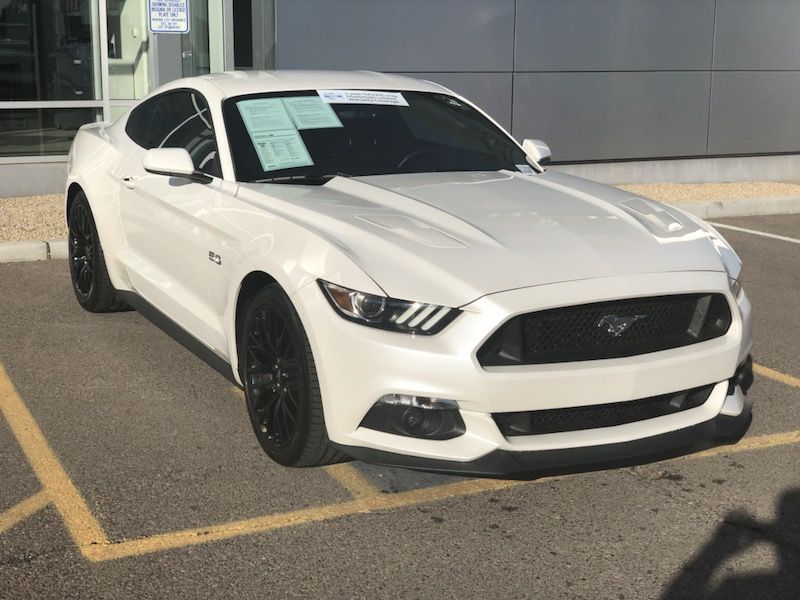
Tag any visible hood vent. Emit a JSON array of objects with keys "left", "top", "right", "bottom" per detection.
[{"left": 356, "top": 214, "right": 466, "bottom": 248}]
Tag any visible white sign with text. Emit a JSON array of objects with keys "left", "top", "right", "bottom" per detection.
[{"left": 148, "top": 0, "right": 190, "bottom": 34}]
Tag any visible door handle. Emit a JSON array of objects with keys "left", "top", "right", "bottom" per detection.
[{"left": 121, "top": 176, "right": 137, "bottom": 189}]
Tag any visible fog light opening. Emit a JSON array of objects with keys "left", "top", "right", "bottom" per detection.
[
  {"left": 360, "top": 394, "right": 466, "bottom": 440},
  {"left": 727, "top": 355, "right": 754, "bottom": 396}
]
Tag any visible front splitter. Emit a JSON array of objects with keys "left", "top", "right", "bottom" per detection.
[{"left": 334, "top": 397, "right": 752, "bottom": 479}]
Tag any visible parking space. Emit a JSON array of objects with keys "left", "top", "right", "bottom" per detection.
[{"left": 1, "top": 214, "right": 799, "bottom": 599}]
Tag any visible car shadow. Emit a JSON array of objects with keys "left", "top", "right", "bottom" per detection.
[{"left": 661, "top": 487, "right": 800, "bottom": 599}]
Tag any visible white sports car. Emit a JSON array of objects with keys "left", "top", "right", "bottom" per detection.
[{"left": 66, "top": 71, "right": 753, "bottom": 475}]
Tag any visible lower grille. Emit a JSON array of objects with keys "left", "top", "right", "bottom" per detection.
[
  {"left": 478, "top": 293, "right": 732, "bottom": 366},
  {"left": 492, "top": 384, "right": 716, "bottom": 437}
]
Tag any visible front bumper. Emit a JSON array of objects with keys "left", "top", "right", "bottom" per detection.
[
  {"left": 293, "top": 270, "right": 753, "bottom": 474},
  {"left": 334, "top": 385, "right": 752, "bottom": 477}
]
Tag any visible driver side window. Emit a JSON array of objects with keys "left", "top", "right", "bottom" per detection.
[{"left": 127, "top": 90, "right": 221, "bottom": 178}]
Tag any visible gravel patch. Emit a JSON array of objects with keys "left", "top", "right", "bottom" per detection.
[
  {"left": 0, "top": 195, "right": 64, "bottom": 243},
  {"left": 617, "top": 181, "right": 800, "bottom": 204},
  {"left": 2, "top": 181, "right": 800, "bottom": 243}
]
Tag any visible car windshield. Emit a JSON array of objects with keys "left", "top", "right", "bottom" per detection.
[{"left": 222, "top": 89, "right": 533, "bottom": 183}]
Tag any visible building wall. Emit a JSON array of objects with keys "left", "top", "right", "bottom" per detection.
[{"left": 275, "top": 0, "right": 800, "bottom": 163}]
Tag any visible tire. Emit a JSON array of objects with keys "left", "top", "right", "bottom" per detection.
[
  {"left": 239, "top": 284, "right": 348, "bottom": 467},
  {"left": 67, "top": 192, "right": 128, "bottom": 313}
]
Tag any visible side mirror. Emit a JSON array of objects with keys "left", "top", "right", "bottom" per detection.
[
  {"left": 521, "top": 139, "right": 552, "bottom": 165},
  {"left": 143, "top": 148, "right": 212, "bottom": 183}
]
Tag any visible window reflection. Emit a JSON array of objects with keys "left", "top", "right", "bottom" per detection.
[
  {"left": 0, "top": 0, "right": 99, "bottom": 101},
  {"left": 0, "top": 108, "right": 102, "bottom": 155},
  {"left": 107, "top": 0, "right": 149, "bottom": 100}
]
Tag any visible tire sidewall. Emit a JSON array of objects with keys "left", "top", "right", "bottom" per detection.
[
  {"left": 239, "top": 285, "right": 318, "bottom": 466},
  {"left": 68, "top": 194, "right": 98, "bottom": 306}
]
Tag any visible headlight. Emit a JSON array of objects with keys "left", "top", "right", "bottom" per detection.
[
  {"left": 707, "top": 227, "right": 743, "bottom": 298},
  {"left": 318, "top": 280, "right": 460, "bottom": 335},
  {"left": 728, "top": 269, "right": 743, "bottom": 298}
]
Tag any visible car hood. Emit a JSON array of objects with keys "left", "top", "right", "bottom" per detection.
[{"left": 237, "top": 170, "right": 725, "bottom": 307}]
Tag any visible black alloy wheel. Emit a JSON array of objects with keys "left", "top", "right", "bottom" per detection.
[
  {"left": 69, "top": 201, "right": 95, "bottom": 299},
  {"left": 240, "top": 285, "right": 347, "bottom": 467},
  {"left": 67, "top": 192, "right": 127, "bottom": 312}
]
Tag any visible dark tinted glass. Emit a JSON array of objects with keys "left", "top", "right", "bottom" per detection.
[
  {"left": 223, "top": 90, "right": 529, "bottom": 182},
  {"left": 125, "top": 98, "right": 158, "bottom": 147},
  {"left": 0, "top": 0, "right": 98, "bottom": 101},
  {"left": 125, "top": 90, "right": 220, "bottom": 177}
]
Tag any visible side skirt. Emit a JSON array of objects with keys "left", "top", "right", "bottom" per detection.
[{"left": 117, "top": 291, "right": 240, "bottom": 386}]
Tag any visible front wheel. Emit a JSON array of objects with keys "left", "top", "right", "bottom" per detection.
[
  {"left": 239, "top": 284, "right": 348, "bottom": 467},
  {"left": 67, "top": 192, "right": 127, "bottom": 312}
]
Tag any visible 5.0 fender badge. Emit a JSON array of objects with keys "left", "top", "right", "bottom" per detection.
[
  {"left": 208, "top": 251, "right": 222, "bottom": 265},
  {"left": 597, "top": 314, "right": 647, "bottom": 337}
]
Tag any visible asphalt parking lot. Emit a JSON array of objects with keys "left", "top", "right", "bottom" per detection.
[{"left": 0, "top": 213, "right": 798, "bottom": 599}]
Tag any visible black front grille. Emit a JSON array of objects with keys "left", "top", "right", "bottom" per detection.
[
  {"left": 493, "top": 384, "right": 716, "bottom": 437},
  {"left": 478, "top": 294, "right": 732, "bottom": 366}
]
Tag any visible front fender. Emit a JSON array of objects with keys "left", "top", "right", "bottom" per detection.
[{"left": 222, "top": 225, "right": 383, "bottom": 385}]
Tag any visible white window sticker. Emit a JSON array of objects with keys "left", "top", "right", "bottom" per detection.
[
  {"left": 281, "top": 96, "right": 343, "bottom": 129},
  {"left": 516, "top": 164, "right": 536, "bottom": 175},
  {"left": 317, "top": 89, "right": 409, "bottom": 106},
  {"left": 237, "top": 99, "right": 295, "bottom": 134},
  {"left": 250, "top": 130, "right": 314, "bottom": 172}
]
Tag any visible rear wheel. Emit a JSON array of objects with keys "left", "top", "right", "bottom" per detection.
[
  {"left": 239, "top": 284, "right": 348, "bottom": 467},
  {"left": 68, "top": 192, "right": 127, "bottom": 312}
]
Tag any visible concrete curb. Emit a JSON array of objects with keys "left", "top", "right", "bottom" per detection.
[
  {"left": 1, "top": 195, "right": 799, "bottom": 264},
  {"left": 669, "top": 195, "right": 800, "bottom": 219},
  {"left": 0, "top": 239, "right": 67, "bottom": 263},
  {"left": 0, "top": 240, "right": 49, "bottom": 263},
  {"left": 47, "top": 239, "right": 69, "bottom": 259}
]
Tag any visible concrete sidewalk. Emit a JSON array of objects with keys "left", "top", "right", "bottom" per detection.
[{"left": 2, "top": 181, "right": 800, "bottom": 262}]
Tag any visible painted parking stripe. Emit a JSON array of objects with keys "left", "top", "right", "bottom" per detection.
[
  {"left": 324, "top": 463, "right": 382, "bottom": 499},
  {"left": 87, "top": 428, "right": 800, "bottom": 562},
  {"left": 754, "top": 363, "right": 800, "bottom": 388},
  {"left": 0, "top": 364, "right": 107, "bottom": 549},
  {"left": 709, "top": 222, "right": 800, "bottom": 244},
  {"left": 2, "top": 361, "right": 799, "bottom": 562},
  {"left": 0, "top": 490, "right": 49, "bottom": 535},
  {"left": 87, "top": 477, "right": 529, "bottom": 561}
]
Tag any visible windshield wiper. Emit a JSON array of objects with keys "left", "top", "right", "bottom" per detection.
[{"left": 252, "top": 172, "right": 351, "bottom": 185}]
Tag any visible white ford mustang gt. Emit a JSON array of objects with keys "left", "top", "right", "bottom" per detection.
[{"left": 66, "top": 70, "right": 753, "bottom": 475}]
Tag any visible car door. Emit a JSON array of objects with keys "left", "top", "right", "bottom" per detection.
[{"left": 116, "top": 89, "right": 226, "bottom": 352}]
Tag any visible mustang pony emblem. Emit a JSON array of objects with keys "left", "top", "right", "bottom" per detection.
[{"left": 597, "top": 314, "right": 648, "bottom": 337}]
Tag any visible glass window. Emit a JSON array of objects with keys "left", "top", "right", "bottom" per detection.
[
  {"left": 181, "top": 0, "right": 210, "bottom": 77},
  {"left": 155, "top": 92, "right": 219, "bottom": 176},
  {"left": 0, "top": 0, "right": 101, "bottom": 101},
  {"left": 0, "top": 108, "right": 102, "bottom": 156},
  {"left": 107, "top": 0, "right": 150, "bottom": 100},
  {"left": 127, "top": 90, "right": 219, "bottom": 177},
  {"left": 124, "top": 96, "right": 158, "bottom": 147},
  {"left": 222, "top": 90, "right": 529, "bottom": 183}
]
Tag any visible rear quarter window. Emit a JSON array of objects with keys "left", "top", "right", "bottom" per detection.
[{"left": 124, "top": 98, "right": 158, "bottom": 148}]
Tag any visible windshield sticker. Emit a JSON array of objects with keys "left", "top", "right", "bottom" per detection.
[
  {"left": 281, "top": 96, "right": 343, "bottom": 130},
  {"left": 516, "top": 164, "right": 536, "bottom": 175},
  {"left": 317, "top": 89, "right": 409, "bottom": 107},
  {"left": 249, "top": 129, "right": 314, "bottom": 172},
  {"left": 237, "top": 99, "right": 295, "bottom": 133}
]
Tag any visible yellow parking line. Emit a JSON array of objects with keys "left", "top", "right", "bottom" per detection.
[
  {"left": 90, "top": 427, "right": 800, "bottom": 561},
  {"left": 754, "top": 363, "right": 800, "bottom": 388},
  {"left": 683, "top": 429, "right": 800, "bottom": 461},
  {"left": 324, "top": 463, "right": 382, "bottom": 499},
  {"left": 0, "top": 364, "right": 108, "bottom": 551},
  {"left": 86, "top": 477, "right": 526, "bottom": 561},
  {"left": 0, "top": 490, "right": 50, "bottom": 535},
  {"left": 2, "top": 357, "right": 800, "bottom": 563}
]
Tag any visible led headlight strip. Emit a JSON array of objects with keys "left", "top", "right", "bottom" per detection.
[{"left": 318, "top": 280, "right": 460, "bottom": 335}]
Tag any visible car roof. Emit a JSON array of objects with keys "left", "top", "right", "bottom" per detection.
[{"left": 157, "top": 70, "right": 451, "bottom": 101}]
